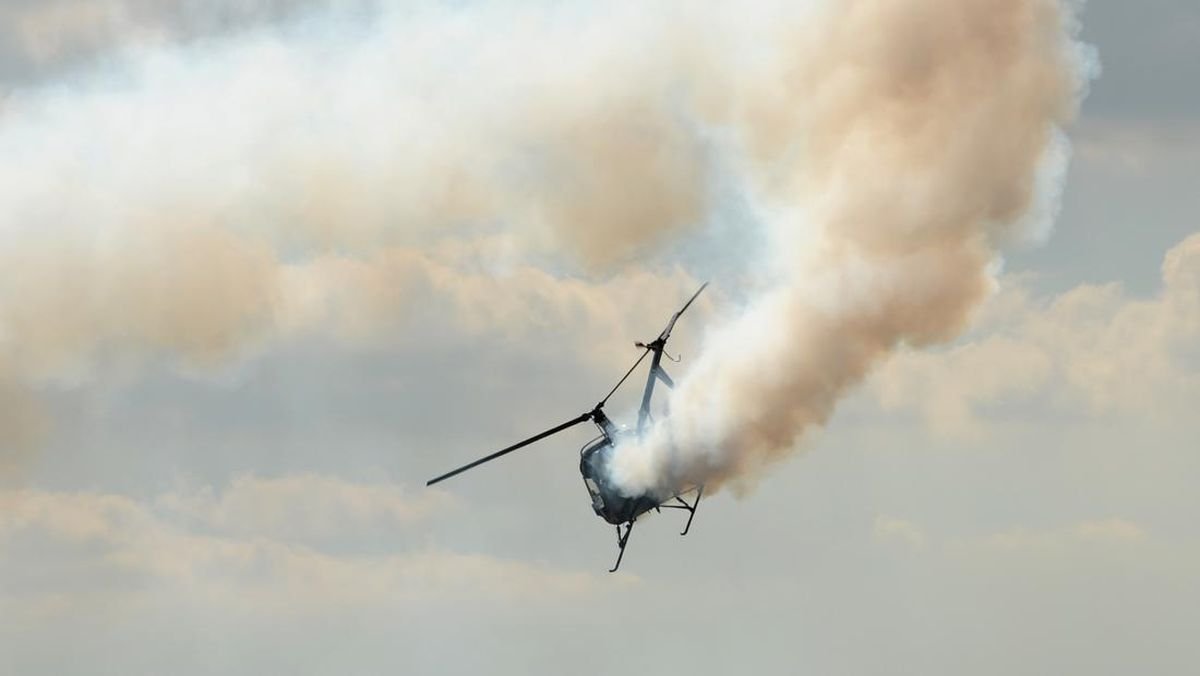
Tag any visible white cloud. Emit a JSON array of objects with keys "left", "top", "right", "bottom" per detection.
[
  {"left": 967, "top": 519, "right": 1147, "bottom": 555},
  {"left": 873, "top": 232, "right": 1200, "bottom": 437},
  {"left": 869, "top": 515, "right": 1151, "bottom": 561},
  {"left": 1074, "top": 518, "right": 1146, "bottom": 543},
  {"left": 154, "top": 473, "right": 456, "bottom": 541},
  {"left": 873, "top": 514, "right": 927, "bottom": 550},
  {"left": 0, "top": 476, "right": 615, "bottom": 623}
]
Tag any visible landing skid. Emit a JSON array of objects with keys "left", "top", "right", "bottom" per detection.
[
  {"left": 608, "top": 485, "right": 704, "bottom": 573},
  {"left": 609, "top": 522, "right": 634, "bottom": 573}
]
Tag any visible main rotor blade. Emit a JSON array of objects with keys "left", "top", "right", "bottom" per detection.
[
  {"left": 426, "top": 413, "right": 592, "bottom": 486},
  {"left": 657, "top": 282, "right": 709, "bottom": 342},
  {"left": 598, "top": 347, "right": 651, "bottom": 407}
]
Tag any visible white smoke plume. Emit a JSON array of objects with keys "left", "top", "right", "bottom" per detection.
[
  {"left": 609, "top": 0, "right": 1097, "bottom": 497},
  {"left": 0, "top": 0, "right": 1093, "bottom": 481},
  {"left": 0, "top": 1, "right": 717, "bottom": 470}
]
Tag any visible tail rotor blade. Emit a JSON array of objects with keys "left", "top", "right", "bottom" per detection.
[{"left": 426, "top": 412, "right": 593, "bottom": 486}]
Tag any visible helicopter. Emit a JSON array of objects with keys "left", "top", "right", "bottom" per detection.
[{"left": 427, "top": 283, "right": 709, "bottom": 572}]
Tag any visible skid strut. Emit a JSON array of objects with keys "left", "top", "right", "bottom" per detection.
[
  {"left": 681, "top": 485, "right": 703, "bottom": 535},
  {"left": 609, "top": 522, "right": 635, "bottom": 573},
  {"left": 658, "top": 485, "right": 705, "bottom": 535}
]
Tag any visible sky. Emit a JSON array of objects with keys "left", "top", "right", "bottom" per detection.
[{"left": 0, "top": 1, "right": 1197, "bottom": 674}]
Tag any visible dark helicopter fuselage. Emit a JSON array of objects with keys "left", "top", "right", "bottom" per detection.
[{"left": 579, "top": 436, "right": 660, "bottom": 525}]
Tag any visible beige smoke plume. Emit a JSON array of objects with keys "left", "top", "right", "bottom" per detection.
[
  {"left": 609, "top": 0, "right": 1095, "bottom": 497},
  {"left": 0, "top": 0, "right": 1091, "bottom": 480}
]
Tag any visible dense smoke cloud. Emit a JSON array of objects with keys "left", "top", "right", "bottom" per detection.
[
  {"left": 609, "top": 0, "right": 1096, "bottom": 496},
  {"left": 0, "top": 1, "right": 721, "bottom": 468},
  {"left": 0, "top": 0, "right": 1092, "bottom": 482}
]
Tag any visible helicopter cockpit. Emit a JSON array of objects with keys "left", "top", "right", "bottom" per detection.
[{"left": 579, "top": 434, "right": 658, "bottom": 526}]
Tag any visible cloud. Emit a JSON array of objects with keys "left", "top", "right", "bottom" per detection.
[
  {"left": 871, "top": 515, "right": 1149, "bottom": 560},
  {"left": 873, "top": 232, "right": 1200, "bottom": 437},
  {"left": 154, "top": 473, "right": 456, "bottom": 541},
  {"left": 1074, "top": 518, "right": 1146, "bottom": 543},
  {"left": 969, "top": 519, "right": 1147, "bottom": 554},
  {"left": 0, "top": 231, "right": 702, "bottom": 381},
  {"left": 0, "top": 227, "right": 706, "bottom": 474},
  {"left": 873, "top": 515, "right": 927, "bottom": 550},
  {"left": 0, "top": 475, "right": 612, "bottom": 622}
]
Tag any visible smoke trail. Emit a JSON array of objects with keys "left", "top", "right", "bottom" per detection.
[
  {"left": 0, "top": 0, "right": 1092, "bottom": 479},
  {"left": 0, "top": 1, "right": 720, "bottom": 468},
  {"left": 608, "top": 0, "right": 1096, "bottom": 497}
]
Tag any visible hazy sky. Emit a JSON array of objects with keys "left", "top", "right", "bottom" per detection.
[{"left": 0, "top": 1, "right": 1197, "bottom": 675}]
